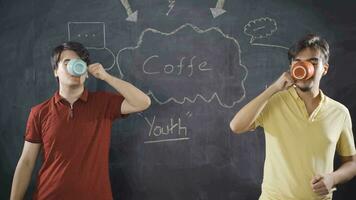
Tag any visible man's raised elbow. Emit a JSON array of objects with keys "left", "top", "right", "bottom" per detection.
[
  {"left": 229, "top": 121, "right": 246, "bottom": 134},
  {"left": 142, "top": 96, "right": 151, "bottom": 110}
]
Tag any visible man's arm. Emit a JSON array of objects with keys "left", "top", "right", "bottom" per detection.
[
  {"left": 311, "top": 155, "right": 356, "bottom": 196},
  {"left": 333, "top": 155, "right": 356, "bottom": 184},
  {"left": 229, "top": 72, "right": 294, "bottom": 134},
  {"left": 10, "top": 141, "right": 41, "bottom": 200},
  {"left": 88, "top": 63, "right": 151, "bottom": 114}
]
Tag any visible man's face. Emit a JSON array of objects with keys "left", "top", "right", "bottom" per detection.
[
  {"left": 54, "top": 50, "right": 87, "bottom": 87},
  {"left": 290, "top": 47, "right": 328, "bottom": 92}
]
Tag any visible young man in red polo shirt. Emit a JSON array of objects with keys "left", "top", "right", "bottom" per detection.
[{"left": 10, "top": 41, "right": 151, "bottom": 200}]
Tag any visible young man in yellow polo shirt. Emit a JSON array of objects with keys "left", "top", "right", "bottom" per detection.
[{"left": 230, "top": 34, "right": 356, "bottom": 199}]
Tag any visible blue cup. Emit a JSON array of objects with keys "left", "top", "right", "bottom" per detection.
[{"left": 67, "top": 59, "right": 87, "bottom": 76}]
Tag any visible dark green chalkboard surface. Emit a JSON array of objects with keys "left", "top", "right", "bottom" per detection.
[{"left": 1, "top": 0, "right": 355, "bottom": 199}]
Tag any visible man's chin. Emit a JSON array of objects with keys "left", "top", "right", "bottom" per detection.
[
  {"left": 295, "top": 83, "right": 312, "bottom": 92},
  {"left": 295, "top": 79, "right": 314, "bottom": 91},
  {"left": 299, "top": 87, "right": 312, "bottom": 92},
  {"left": 61, "top": 80, "right": 83, "bottom": 87}
]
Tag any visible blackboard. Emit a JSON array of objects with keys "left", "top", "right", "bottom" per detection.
[{"left": 1, "top": 0, "right": 355, "bottom": 199}]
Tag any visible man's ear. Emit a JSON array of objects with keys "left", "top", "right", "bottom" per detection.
[{"left": 323, "top": 63, "right": 329, "bottom": 76}]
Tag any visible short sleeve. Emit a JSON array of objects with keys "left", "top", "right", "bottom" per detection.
[
  {"left": 336, "top": 110, "right": 356, "bottom": 156},
  {"left": 24, "top": 108, "right": 42, "bottom": 143},
  {"left": 104, "top": 92, "right": 128, "bottom": 120}
]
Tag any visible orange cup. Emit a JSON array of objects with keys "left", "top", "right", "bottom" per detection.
[{"left": 291, "top": 61, "right": 314, "bottom": 80}]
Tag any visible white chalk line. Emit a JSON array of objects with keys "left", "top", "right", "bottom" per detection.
[{"left": 144, "top": 137, "right": 190, "bottom": 144}]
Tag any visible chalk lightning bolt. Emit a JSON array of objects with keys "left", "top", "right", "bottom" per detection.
[
  {"left": 166, "top": 0, "right": 175, "bottom": 16},
  {"left": 120, "top": 0, "right": 138, "bottom": 22},
  {"left": 210, "top": 0, "right": 226, "bottom": 18}
]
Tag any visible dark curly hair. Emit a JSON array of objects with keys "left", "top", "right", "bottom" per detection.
[{"left": 288, "top": 34, "right": 329, "bottom": 64}]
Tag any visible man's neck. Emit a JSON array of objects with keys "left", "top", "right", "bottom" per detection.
[
  {"left": 295, "top": 86, "right": 321, "bottom": 105},
  {"left": 59, "top": 85, "right": 84, "bottom": 105}
]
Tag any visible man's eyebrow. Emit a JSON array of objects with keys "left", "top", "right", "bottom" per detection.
[
  {"left": 307, "top": 57, "right": 320, "bottom": 62},
  {"left": 293, "top": 57, "right": 319, "bottom": 62},
  {"left": 62, "top": 58, "right": 71, "bottom": 63}
]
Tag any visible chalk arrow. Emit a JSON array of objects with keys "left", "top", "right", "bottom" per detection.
[
  {"left": 120, "top": 0, "right": 138, "bottom": 22},
  {"left": 210, "top": 0, "right": 226, "bottom": 18}
]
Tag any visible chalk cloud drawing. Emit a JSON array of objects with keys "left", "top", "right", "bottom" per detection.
[
  {"left": 244, "top": 17, "right": 288, "bottom": 50},
  {"left": 116, "top": 23, "right": 248, "bottom": 108}
]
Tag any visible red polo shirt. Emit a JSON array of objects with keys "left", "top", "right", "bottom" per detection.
[{"left": 24, "top": 89, "right": 126, "bottom": 200}]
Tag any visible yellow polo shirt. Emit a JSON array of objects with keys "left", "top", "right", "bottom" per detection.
[{"left": 255, "top": 86, "right": 356, "bottom": 200}]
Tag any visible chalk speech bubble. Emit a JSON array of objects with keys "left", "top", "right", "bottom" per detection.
[
  {"left": 68, "top": 22, "right": 106, "bottom": 48},
  {"left": 243, "top": 17, "right": 277, "bottom": 43}
]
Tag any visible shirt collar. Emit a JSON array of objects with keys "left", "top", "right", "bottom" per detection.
[{"left": 54, "top": 89, "right": 88, "bottom": 104}]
